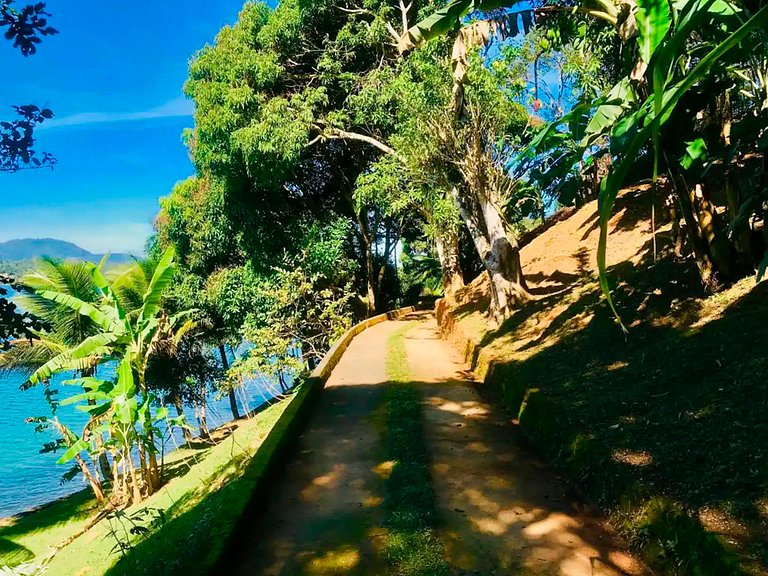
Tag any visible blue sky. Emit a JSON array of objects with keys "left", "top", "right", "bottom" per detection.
[{"left": 0, "top": 0, "right": 260, "bottom": 255}]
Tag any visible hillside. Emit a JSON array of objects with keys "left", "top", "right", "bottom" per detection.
[
  {"left": 0, "top": 239, "right": 133, "bottom": 275},
  {"left": 442, "top": 185, "right": 768, "bottom": 575}
]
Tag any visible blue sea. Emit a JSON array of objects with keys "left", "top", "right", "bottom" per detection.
[{"left": 0, "top": 289, "right": 288, "bottom": 517}]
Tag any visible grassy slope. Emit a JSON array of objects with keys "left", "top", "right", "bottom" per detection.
[
  {"left": 382, "top": 322, "right": 449, "bottom": 576},
  {"left": 0, "top": 395, "right": 296, "bottom": 576},
  {"left": 0, "top": 490, "right": 96, "bottom": 568},
  {"left": 446, "top": 188, "right": 768, "bottom": 574}
]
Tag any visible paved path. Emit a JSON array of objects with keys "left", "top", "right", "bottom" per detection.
[
  {"left": 404, "top": 316, "right": 648, "bottom": 576},
  {"left": 228, "top": 313, "right": 647, "bottom": 576},
  {"left": 229, "top": 320, "right": 401, "bottom": 576}
]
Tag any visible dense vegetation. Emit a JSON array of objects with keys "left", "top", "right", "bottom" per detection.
[{"left": 2, "top": 0, "right": 768, "bottom": 573}]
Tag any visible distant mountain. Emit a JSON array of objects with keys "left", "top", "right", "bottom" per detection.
[{"left": 0, "top": 238, "right": 134, "bottom": 269}]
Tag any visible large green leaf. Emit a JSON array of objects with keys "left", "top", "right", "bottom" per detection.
[
  {"left": 56, "top": 438, "right": 89, "bottom": 465},
  {"left": 597, "top": 4, "right": 768, "bottom": 323},
  {"left": 36, "top": 290, "right": 117, "bottom": 333},
  {"left": 114, "top": 356, "right": 136, "bottom": 397},
  {"left": 636, "top": 0, "right": 671, "bottom": 64},
  {"left": 399, "top": 0, "right": 524, "bottom": 50},
  {"left": 139, "top": 247, "right": 175, "bottom": 323},
  {"left": 27, "top": 333, "right": 117, "bottom": 384},
  {"left": 61, "top": 391, "right": 111, "bottom": 406}
]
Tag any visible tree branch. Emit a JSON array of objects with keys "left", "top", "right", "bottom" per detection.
[{"left": 310, "top": 125, "right": 407, "bottom": 164}]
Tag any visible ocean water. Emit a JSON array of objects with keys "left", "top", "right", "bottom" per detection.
[{"left": 0, "top": 362, "right": 286, "bottom": 518}]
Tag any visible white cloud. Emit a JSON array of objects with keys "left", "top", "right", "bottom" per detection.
[{"left": 40, "top": 97, "right": 194, "bottom": 130}]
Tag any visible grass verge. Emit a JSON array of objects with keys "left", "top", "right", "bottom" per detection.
[
  {"left": 381, "top": 322, "right": 449, "bottom": 576},
  {"left": 0, "top": 388, "right": 301, "bottom": 576}
]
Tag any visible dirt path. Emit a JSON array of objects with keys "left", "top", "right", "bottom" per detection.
[
  {"left": 228, "top": 320, "right": 403, "bottom": 576},
  {"left": 403, "top": 315, "right": 650, "bottom": 576}
]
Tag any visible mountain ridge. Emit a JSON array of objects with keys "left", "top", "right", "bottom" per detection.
[{"left": 0, "top": 238, "right": 134, "bottom": 266}]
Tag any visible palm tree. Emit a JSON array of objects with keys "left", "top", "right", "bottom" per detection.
[{"left": 0, "top": 257, "right": 101, "bottom": 379}]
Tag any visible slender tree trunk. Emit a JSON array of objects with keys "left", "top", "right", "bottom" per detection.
[
  {"left": 379, "top": 218, "right": 393, "bottom": 290},
  {"left": 358, "top": 214, "right": 377, "bottom": 316},
  {"left": 435, "top": 229, "right": 465, "bottom": 300},
  {"left": 174, "top": 399, "right": 192, "bottom": 443},
  {"left": 76, "top": 453, "right": 105, "bottom": 502},
  {"left": 126, "top": 448, "right": 142, "bottom": 504},
  {"left": 218, "top": 344, "right": 239, "bottom": 420},
  {"left": 197, "top": 386, "right": 210, "bottom": 439}
]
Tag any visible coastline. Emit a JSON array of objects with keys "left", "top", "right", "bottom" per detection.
[{"left": 0, "top": 389, "right": 291, "bottom": 523}]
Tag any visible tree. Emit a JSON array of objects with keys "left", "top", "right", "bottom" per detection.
[
  {"left": 1, "top": 1, "right": 57, "bottom": 172},
  {"left": 182, "top": 0, "right": 439, "bottom": 317},
  {"left": 24, "top": 249, "right": 193, "bottom": 504},
  {"left": 0, "top": 1, "right": 56, "bottom": 349},
  {"left": 401, "top": 0, "right": 768, "bottom": 322},
  {"left": 351, "top": 36, "right": 536, "bottom": 317}
]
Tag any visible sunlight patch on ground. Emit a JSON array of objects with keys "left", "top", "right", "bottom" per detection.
[
  {"left": 611, "top": 450, "right": 652, "bottom": 467},
  {"left": 372, "top": 460, "right": 395, "bottom": 480},
  {"left": 301, "top": 465, "right": 344, "bottom": 501},
  {"left": 302, "top": 545, "right": 360, "bottom": 574}
]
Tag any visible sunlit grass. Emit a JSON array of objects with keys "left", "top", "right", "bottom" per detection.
[{"left": 0, "top": 393, "right": 297, "bottom": 575}]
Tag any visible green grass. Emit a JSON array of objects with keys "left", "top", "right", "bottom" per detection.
[
  {"left": 0, "top": 389, "right": 301, "bottom": 576},
  {"left": 0, "top": 490, "right": 97, "bottom": 569},
  {"left": 452, "top": 254, "right": 768, "bottom": 574},
  {"left": 381, "top": 322, "right": 450, "bottom": 576}
]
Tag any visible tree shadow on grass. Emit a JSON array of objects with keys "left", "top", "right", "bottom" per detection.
[
  {"left": 0, "top": 489, "right": 96, "bottom": 543},
  {"left": 0, "top": 537, "right": 34, "bottom": 567}
]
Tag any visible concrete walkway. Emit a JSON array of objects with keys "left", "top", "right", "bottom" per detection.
[
  {"left": 229, "top": 320, "right": 400, "bottom": 576},
  {"left": 228, "top": 313, "right": 647, "bottom": 576},
  {"left": 404, "top": 316, "right": 648, "bottom": 576}
]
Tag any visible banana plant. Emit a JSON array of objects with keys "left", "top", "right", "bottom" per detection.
[
  {"left": 403, "top": 0, "right": 768, "bottom": 323},
  {"left": 26, "top": 248, "right": 194, "bottom": 502},
  {"left": 594, "top": 0, "right": 768, "bottom": 323}
]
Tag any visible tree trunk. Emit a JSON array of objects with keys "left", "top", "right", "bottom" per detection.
[
  {"left": 219, "top": 344, "right": 239, "bottom": 420},
  {"left": 379, "top": 218, "right": 393, "bottom": 290},
  {"left": 174, "top": 399, "right": 192, "bottom": 443},
  {"left": 671, "top": 173, "right": 716, "bottom": 285},
  {"left": 692, "top": 183, "right": 733, "bottom": 280},
  {"left": 355, "top": 209, "right": 377, "bottom": 316},
  {"left": 450, "top": 187, "right": 528, "bottom": 321},
  {"left": 435, "top": 229, "right": 465, "bottom": 300},
  {"left": 197, "top": 386, "right": 210, "bottom": 439}
]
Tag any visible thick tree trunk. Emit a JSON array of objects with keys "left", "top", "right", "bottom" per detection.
[
  {"left": 450, "top": 187, "right": 528, "bottom": 321},
  {"left": 435, "top": 229, "right": 465, "bottom": 300},
  {"left": 219, "top": 344, "right": 239, "bottom": 420},
  {"left": 671, "top": 172, "right": 723, "bottom": 285},
  {"left": 692, "top": 183, "right": 733, "bottom": 280}
]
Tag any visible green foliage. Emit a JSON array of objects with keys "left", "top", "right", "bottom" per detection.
[
  {"left": 595, "top": 2, "right": 768, "bottom": 320},
  {"left": 20, "top": 249, "right": 196, "bottom": 505}
]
